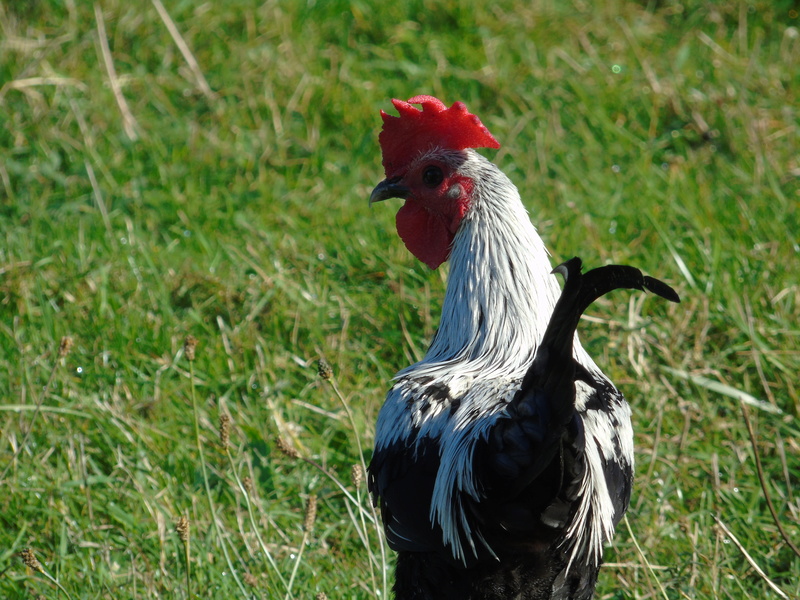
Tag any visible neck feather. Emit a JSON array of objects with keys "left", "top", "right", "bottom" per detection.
[{"left": 415, "top": 153, "right": 560, "bottom": 376}]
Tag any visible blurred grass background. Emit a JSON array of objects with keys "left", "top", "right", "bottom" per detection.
[{"left": 1, "top": 0, "right": 798, "bottom": 598}]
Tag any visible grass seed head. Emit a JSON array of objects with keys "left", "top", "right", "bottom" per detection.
[
  {"left": 243, "top": 475, "right": 253, "bottom": 494},
  {"left": 276, "top": 436, "right": 299, "bottom": 459},
  {"left": 58, "top": 336, "right": 74, "bottom": 358},
  {"left": 176, "top": 515, "right": 190, "bottom": 543},
  {"left": 351, "top": 464, "right": 364, "bottom": 488},
  {"left": 183, "top": 335, "right": 198, "bottom": 361},
  {"left": 317, "top": 358, "right": 333, "bottom": 380},
  {"left": 316, "top": 594, "right": 328, "bottom": 600},
  {"left": 219, "top": 413, "right": 231, "bottom": 448},
  {"left": 304, "top": 494, "right": 318, "bottom": 534},
  {"left": 20, "top": 548, "right": 44, "bottom": 573}
]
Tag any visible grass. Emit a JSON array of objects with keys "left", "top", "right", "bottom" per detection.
[{"left": 0, "top": 0, "right": 798, "bottom": 598}]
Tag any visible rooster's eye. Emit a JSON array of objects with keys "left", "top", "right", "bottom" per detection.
[{"left": 422, "top": 166, "right": 444, "bottom": 188}]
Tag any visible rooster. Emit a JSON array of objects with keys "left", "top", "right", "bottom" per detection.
[{"left": 367, "top": 96, "right": 679, "bottom": 600}]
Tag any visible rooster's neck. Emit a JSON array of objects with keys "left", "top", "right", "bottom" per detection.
[{"left": 418, "top": 154, "right": 560, "bottom": 376}]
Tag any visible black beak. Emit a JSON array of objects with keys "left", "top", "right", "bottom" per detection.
[{"left": 370, "top": 177, "right": 410, "bottom": 205}]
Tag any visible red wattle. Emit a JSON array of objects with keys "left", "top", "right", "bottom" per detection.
[{"left": 396, "top": 199, "right": 453, "bottom": 270}]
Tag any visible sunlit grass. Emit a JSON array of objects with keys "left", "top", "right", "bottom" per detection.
[{"left": 1, "top": 1, "right": 798, "bottom": 598}]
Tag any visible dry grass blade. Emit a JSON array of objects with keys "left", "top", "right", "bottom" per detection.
[
  {"left": 622, "top": 516, "right": 670, "bottom": 600},
  {"left": 318, "top": 361, "right": 389, "bottom": 598},
  {"left": 284, "top": 494, "right": 317, "bottom": 600},
  {"left": 223, "top": 434, "right": 290, "bottom": 593},
  {"left": 713, "top": 516, "right": 790, "bottom": 600},
  {"left": 185, "top": 349, "right": 250, "bottom": 598},
  {"left": 93, "top": 3, "right": 139, "bottom": 140},
  {"left": 150, "top": 0, "right": 217, "bottom": 101},
  {"left": 662, "top": 367, "right": 783, "bottom": 415},
  {"left": 739, "top": 403, "right": 800, "bottom": 560},
  {"left": 85, "top": 160, "right": 114, "bottom": 243},
  {"left": 0, "top": 337, "right": 72, "bottom": 482},
  {"left": 0, "top": 76, "right": 87, "bottom": 99}
]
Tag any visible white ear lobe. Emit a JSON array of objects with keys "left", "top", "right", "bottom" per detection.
[{"left": 447, "top": 183, "right": 464, "bottom": 199}]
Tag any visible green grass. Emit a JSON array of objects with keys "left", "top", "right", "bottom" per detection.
[{"left": 1, "top": 0, "right": 798, "bottom": 598}]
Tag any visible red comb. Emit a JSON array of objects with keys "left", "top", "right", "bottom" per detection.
[{"left": 378, "top": 95, "right": 500, "bottom": 178}]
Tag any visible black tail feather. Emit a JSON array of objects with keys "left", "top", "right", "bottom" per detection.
[
  {"left": 539, "top": 257, "right": 680, "bottom": 362},
  {"left": 561, "top": 257, "right": 681, "bottom": 312},
  {"left": 512, "top": 256, "right": 679, "bottom": 426},
  {"left": 641, "top": 274, "right": 681, "bottom": 303},
  {"left": 485, "top": 257, "right": 678, "bottom": 489},
  {"left": 470, "top": 257, "right": 679, "bottom": 570}
]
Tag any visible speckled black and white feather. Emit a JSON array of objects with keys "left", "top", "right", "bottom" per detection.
[{"left": 368, "top": 149, "right": 677, "bottom": 600}]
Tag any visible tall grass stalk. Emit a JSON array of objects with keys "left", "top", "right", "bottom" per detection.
[
  {"left": 318, "top": 360, "right": 389, "bottom": 597},
  {"left": 223, "top": 438, "right": 290, "bottom": 595},
  {"left": 186, "top": 344, "right": 250, "bottom": 598}
]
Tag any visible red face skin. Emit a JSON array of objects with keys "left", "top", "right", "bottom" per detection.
[
  {"left": 375, "top": 97, "right": 498, "bottom": 269},
  {"left": 393, "top": 158, "right": 474, "bottom": 270}
]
